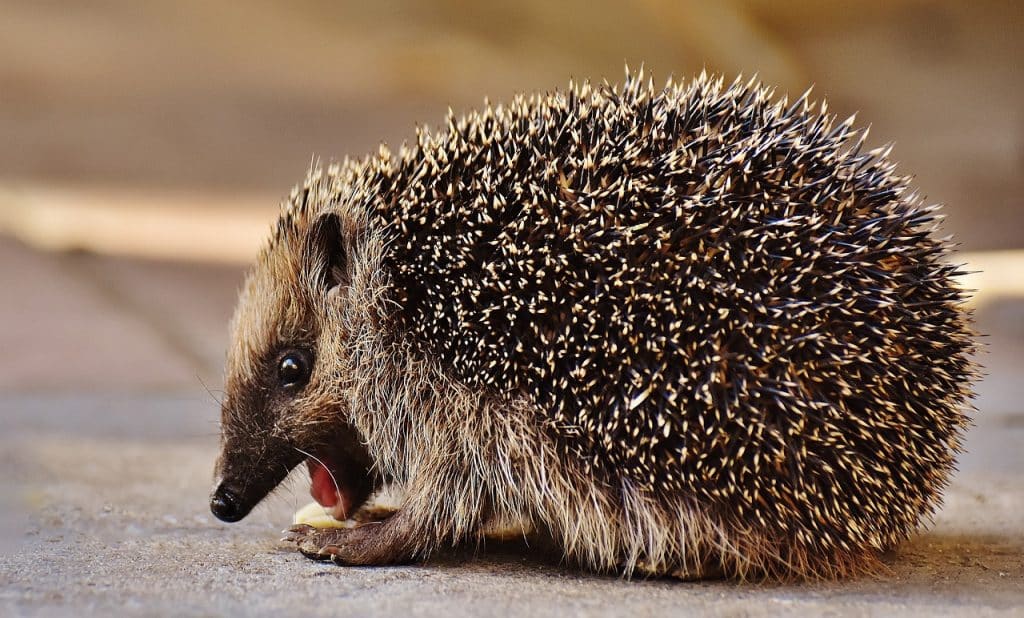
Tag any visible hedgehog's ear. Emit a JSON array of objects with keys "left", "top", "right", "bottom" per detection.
[{"left": 309, "top": 212, "right": 347, "bottom": 298}]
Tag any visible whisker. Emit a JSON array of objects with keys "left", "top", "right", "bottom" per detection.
[
  {"left": 292, "top": 446, "right": 338, "bottom": 519},
  {"left": 198, "top": 374, "right": 224, "bottom": 407}
]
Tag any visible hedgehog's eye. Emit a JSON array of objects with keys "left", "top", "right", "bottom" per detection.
[{"left": 277, "top": 350, "right": 312, "bottom": 389}]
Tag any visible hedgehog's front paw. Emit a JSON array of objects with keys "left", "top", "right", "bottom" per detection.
[
  {"left": 283, "top": 519, "right": 413, "bottom": 565},
  {"left": 282, "top": 523, "right": 345, "bottom": 561}
]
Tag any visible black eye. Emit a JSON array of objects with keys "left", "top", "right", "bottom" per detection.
[{"left": 278, "top": 350, "right": 312, "bottom": 389}]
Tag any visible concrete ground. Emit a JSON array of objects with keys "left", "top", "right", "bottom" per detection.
[{"left": 0, "top": 235, "right": 1022, "bottom": 616}]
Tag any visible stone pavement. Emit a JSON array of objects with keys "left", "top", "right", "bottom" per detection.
[{"left": 0, "top": 235, "right": 1022, "bottom": 616}]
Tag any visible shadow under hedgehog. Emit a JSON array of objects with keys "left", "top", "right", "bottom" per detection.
[{"left": 209, "top": 71, "right": 976, "bottom": 581}]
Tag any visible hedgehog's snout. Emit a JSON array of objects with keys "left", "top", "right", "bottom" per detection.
[
  {"left": 209, "top": 424, "right": 306, "bottom": 524},
  {"left": 210, "top": 481, "right": 244, "bottom": 522}
]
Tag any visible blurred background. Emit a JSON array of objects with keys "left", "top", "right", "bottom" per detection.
[
  {"left": 1, "top": 1, "right": 1022, "bottom": 609},
  {"left": 2, "top": 1, "right": 1022, "bottom": 251},
  {"left": 1, "top": 0, "right": 1021, "bottom": 392}
]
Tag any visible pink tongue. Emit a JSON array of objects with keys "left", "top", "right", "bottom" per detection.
[{"left": 308, "top": 460, "right": 340, "bottom": 508}]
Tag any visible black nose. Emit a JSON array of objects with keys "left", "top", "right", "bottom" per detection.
[{"left": 210, "top": 485, "right": 244, "bottom": 522}]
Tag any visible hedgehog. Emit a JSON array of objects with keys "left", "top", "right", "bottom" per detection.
[{"left": 209, "top": 71, "right": 976, "bottom": 580}]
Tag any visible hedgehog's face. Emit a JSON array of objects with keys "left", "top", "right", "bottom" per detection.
[{"left": 210, "top": 212, "right": 376, "bottom": 523}]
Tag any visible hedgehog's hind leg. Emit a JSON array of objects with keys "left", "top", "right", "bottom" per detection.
[
  {"left": 631, "top": 556, "right": 726, "bottom": 581},
  {"left": 666, "top": 560, "right": 726, "bottom": 581}
]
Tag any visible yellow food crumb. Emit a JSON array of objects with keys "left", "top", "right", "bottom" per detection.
[{"left": 291, "top": 501, "right": 354, "bottom": 529}]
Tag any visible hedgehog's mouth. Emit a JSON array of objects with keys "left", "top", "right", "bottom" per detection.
[{"left": 305, "top": 450, "right": 374, "bottom": 521}]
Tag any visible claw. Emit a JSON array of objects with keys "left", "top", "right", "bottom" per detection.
[
  {"left": 329, "top": 552, "right": 347, "bottom": 565},
  {"left": 280, "top": 530, "right": 305, "bottom": 544}
]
